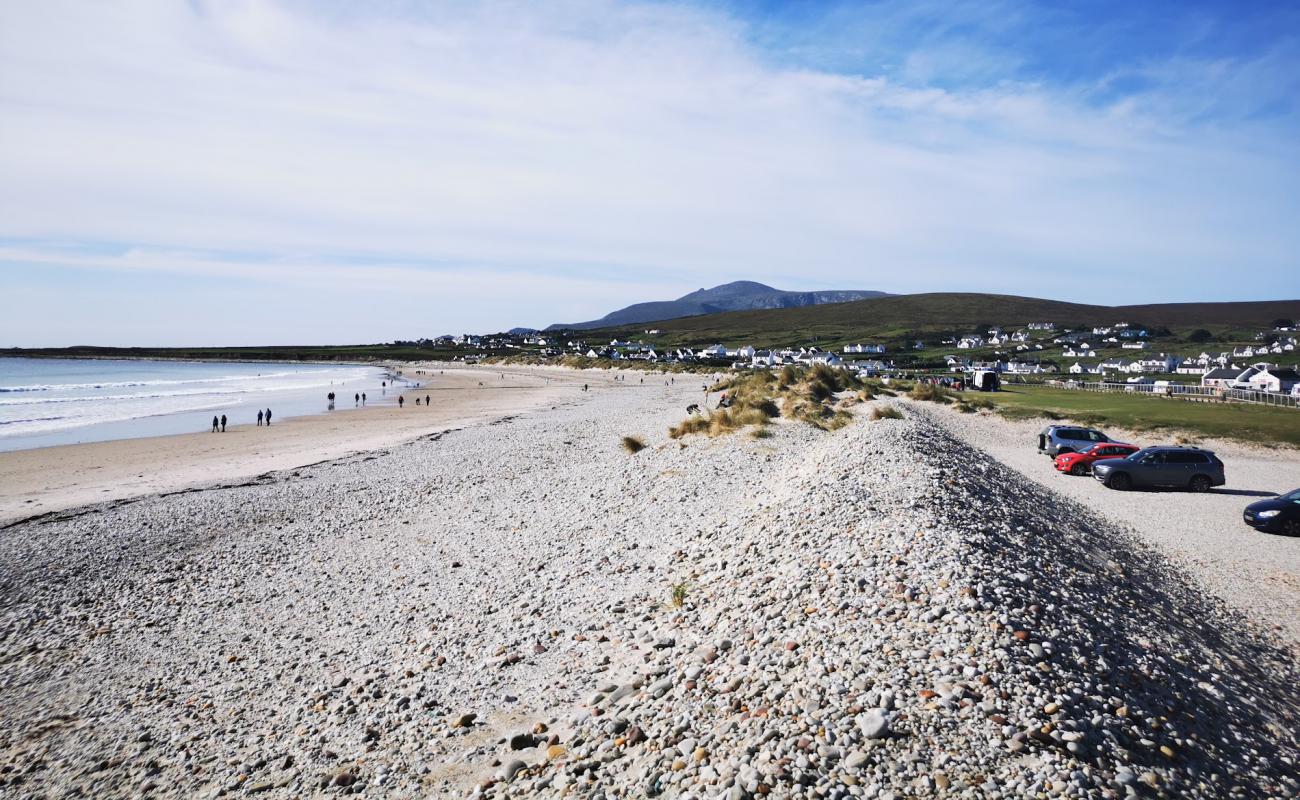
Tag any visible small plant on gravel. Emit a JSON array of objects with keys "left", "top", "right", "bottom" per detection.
[
  {"left": 620, "top": 435, "right": 647, "bottom": 454},
  {"left": 870, "top": 405, "right": 903, "bottom": 420},
  {"left": 671, "top": 582, "right": 689, "bottom": 608},
  {"left": 749, "top": 427, "right": 773, "bottom": 439}
]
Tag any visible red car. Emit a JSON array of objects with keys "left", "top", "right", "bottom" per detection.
[{"left": 1054, "top": 442, "right": 1140, "bottom": 476}]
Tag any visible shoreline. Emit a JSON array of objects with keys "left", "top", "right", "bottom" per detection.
[{"left": 0, "top": 364, "right": 620, "bottom": 525}]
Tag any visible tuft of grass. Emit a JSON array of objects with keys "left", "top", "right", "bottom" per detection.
[
  {"left": 909, "top": 383, "right": 953, "bottom": 404},
  {"left": 671, "top": 582, "right": 689, "bottom": 608},
  {"left": 749, "top": 427, "right": 773, "bottom": 439},
  {"left": 870, "top": 405, "right": 904, "bottom": 420},
  {"left": 621, "top": 435, "right": 647, "bottom": 454}
]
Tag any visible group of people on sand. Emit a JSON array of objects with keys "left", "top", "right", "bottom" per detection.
[
  {"left": 397, "top": 394, "right": 432, "bottom": 408},
  {"left": 210, "top": 408, "right": 271, "bottom": 433}
]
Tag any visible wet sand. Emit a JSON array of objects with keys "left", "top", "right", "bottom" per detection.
[{"left": 0, "top": 364, "right": 614, "bottom": 525}]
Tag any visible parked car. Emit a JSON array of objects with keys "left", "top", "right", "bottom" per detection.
[
  {"left": 1054, "top": 442, "right": 1140, "bottom": 475},
  {"left": 1243, "top": 489, "right": 1300, "bottom": 535},
  {"left": 1037, "top": 425, "right": 1111, "bottom": 456},
  {"left": 1092, "top": 447, "right": 1225, "bottom": 492}
]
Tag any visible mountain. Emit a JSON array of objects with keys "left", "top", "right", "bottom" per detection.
[
  {"left": 546, "top": 281, "right": 890, "bottom": 330},
  {"left": 580, "top": 292, "right": 1300, "bottom": 349}
]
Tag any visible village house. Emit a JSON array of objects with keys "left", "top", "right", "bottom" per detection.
[
  {"left": 1027, "top": 322, "right": 1054, "bottom": 330},
  {"left": 1247, "top": 367, "right": 1300, "bottom": 394},
  {"left": 957, "top": 336, "right": 985, "bottom": 349},
  {"left": 844, "top": 343, "right": 886, "bottom": 354},
  {"left": 1121, "top": 341, "right": 1148, "bottom": 350}
]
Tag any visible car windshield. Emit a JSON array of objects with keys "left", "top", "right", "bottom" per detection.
[
  {"left": 1126, "top": 448, "right": 1155, "bottom": 461},
  {"left": 1283, "top": 488, "right": 1300, "bottom": 503}
]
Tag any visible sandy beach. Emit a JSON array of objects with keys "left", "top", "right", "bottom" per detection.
[
  {"left": 0, "top": 365, "right": 615, "bottom": 526},
  {"left": 1, "top": 373, "right": 1297, "bottom": 798}
]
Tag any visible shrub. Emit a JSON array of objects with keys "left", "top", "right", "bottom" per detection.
[
  {"left": 671, "top": 582, "right": 689, "bottom": 608},
  {"left": 870, "top": 405, "right": 903, "bottom": 420},
  {"left": 621, "top": 435, "right": 647, "bottom": 454}
]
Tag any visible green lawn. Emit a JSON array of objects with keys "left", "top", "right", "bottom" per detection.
[{"left": 981, "top": 385, "right": 1300, "bottom": 447}]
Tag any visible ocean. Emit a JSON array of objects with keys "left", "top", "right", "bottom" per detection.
[{"left": 0, "top": 358, "right": 398, "bottom": 452}]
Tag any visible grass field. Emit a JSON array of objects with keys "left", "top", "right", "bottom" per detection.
[{"left": 979, "top": 385, "right": 1300, "bottom": 447}]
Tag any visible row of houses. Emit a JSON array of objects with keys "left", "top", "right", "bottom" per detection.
[{"left": 1067, "top": 354, "right": 1180, "bottom": 375}]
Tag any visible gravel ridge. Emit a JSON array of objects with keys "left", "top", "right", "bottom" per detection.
[{"left": 1, "top": 385, "right": 1296, "bottom": 798}]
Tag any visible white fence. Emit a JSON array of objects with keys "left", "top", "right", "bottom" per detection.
[{"left": 1046, "top": 380, "right": 1300, "bottom": 409}]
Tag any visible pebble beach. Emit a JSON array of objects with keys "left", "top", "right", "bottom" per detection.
[{"left": 1, "top": 375, "right": 1297, "bottom": 798}]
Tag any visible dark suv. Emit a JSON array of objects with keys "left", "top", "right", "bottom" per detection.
[
  {"left": 1038, "top": 425, "right": 1111, "bottom": 456},
  {"left": 1092, "top": 447, "right": 1225, "bottom": 492}
]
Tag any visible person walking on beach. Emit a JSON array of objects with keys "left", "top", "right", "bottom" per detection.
[
  {"left": 362, "top": 392, "right": 366, "bottom": 405},
  {"left": 425, "top": 394, "right": 430, "bottom": 407},
  {"left": 398, "top": 395, "right": 404, "bottom": 408},
  {"left": 415, "top": 397, "right": 421, "bottom": 406},
  {"left": 220, "top": 414, "right": 227, "bottom": 432},
  {"left": 257, "top": 409, "right": 263, "bottom": 426},
  {"left": 212, "top": 415, "right": 219, "bottom": 433},
  {"left": 265, "top": 408, "right": 272, "bottom": 425},
  {"left": 355, "top": 393, "right": 360, "bottom": 407}
]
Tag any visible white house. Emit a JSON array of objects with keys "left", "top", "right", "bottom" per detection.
[
  {"left": 957, "top": 336, "right": 985, "bottom": 349},
  {"left": 736, "top": 345, "right": 756, "bottom": 359},
  {"left": 1028, "top": 322, "right": 1054, "bottom": 330},
  {"left": 844, "top": 343, "right": 886, "bottom": 354},
  {"left": 1247, "top": 367, "right": 1300, "bottom": 394},
  {"left": 798, "top": 351, "right": 842, "bottom": 366},
  {"left": 1121, "top": 341, "right": 1148, "bottom": 350}
]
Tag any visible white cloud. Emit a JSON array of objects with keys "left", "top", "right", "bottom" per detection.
[{"left": 0, "top": 0, "right": 1297, "bottom": 345}]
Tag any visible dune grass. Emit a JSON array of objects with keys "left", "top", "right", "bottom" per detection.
[
  {"left": 669, "top": 364, "right": 864, "bottom": 438},
  {"left": 870, "top": 405, "right": 904, "bottom": 421},
  {"left": 620, "top": 435, "right": 647, "bottom": 454},
  {"left": 908, "top": 383, "right": 954, "bottom": 404}
]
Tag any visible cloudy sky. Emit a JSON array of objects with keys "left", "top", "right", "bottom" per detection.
[{"left": 1, "top": 0, "right": 1297, "bottom": 346}]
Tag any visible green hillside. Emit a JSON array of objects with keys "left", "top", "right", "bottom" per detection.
[{"left": 582, "top": 293, "right": 1300, "bottom": 349}]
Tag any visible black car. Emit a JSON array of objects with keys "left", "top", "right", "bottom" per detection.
[
  {"left": 1092, "top": 446, "right": 1225, "bottom": 491},
  {"left": 1243, "top": 488, "right": 1300, "bottom": 535}
]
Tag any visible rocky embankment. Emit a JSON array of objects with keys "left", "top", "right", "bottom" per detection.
[{"left": 0, "top": 384, "right": 1296, "bottom": 798}]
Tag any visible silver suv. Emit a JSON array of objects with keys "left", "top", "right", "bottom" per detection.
[
  {"left": 1092, "top": 447, "right": 1226, "bottom": 492},
  {"left": 1038, "top": 425, "right": 1111, "bottom": 456}
]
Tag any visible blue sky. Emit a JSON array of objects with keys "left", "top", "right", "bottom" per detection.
[{"left": 1, "top": 0, "right": 1297, "bottom": 346}]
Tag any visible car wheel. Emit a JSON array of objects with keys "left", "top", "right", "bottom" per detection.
[
  {"left": 1189, "top": 475, "right": 1211, "bottom": 493},
  {"left": 1070, "top": 463, "right": 1088, "bottom": 476},
  {"left": 1282, "top": 519, "right": 1300, "bottom": 536},
  {"left": 1107, "top": 473, "right": 1131, "bottom": 491}
]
